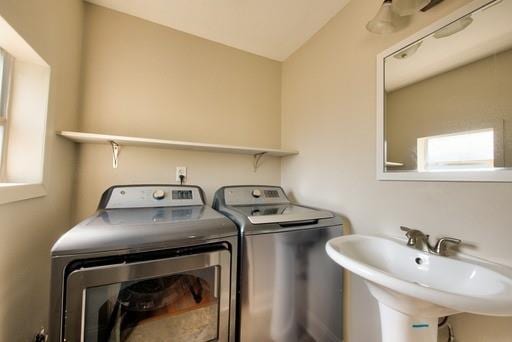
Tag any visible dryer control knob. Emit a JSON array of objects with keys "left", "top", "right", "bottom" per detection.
[
  {"left": 152, "top": 189, "right": 166, "bottom": 200},
  {"left": 251, "top": 189, "right": 262, "bottom": 198}
]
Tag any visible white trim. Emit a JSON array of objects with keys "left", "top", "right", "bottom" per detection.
[
  {"left": 0, "top": 48, "right": 14, "bottom": 181},
  {"left": 376, "top": 0, "right": 512, "bottom": 182},
  {"left": 0, "top": 183, "right": 46, "bottom": 205},
  {"left": 376, "top": 47, "right": 386, "bottom": 178}
]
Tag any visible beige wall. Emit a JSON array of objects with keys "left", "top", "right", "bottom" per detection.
[
  {"left": 386, "top": 48, "right": 512, "bottom": 170},
  {"left": 0, "top": 0, "right": 83, "bottom": 341},
  {"left": 281, "top": 0, "right": 512, "bottom": 341},
  {"left": 74, "top": 4, "right": 282, "bottom": 220}
]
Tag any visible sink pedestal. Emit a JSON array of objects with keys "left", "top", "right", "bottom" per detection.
[
  {"left": 379, "top": 303, "right": 438, "bottom": 342},
  {"left": 366, "top": 281, "right": 456, "bottom": 342}
]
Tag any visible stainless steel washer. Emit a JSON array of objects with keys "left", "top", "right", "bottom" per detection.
[
  {"left": 49, "top": 185, "right": 238, "bottom": 342},
  {"left": 213, "top": 185, "right": 343, "bottom": 342}
]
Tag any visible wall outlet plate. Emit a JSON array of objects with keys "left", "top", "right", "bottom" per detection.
[{"left": 176, "top": 166, "right": 187, "bottom": 182}]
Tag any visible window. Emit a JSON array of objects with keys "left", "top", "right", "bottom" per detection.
[
  {"left": 417, "top": 129, "right": 494, "bottom": 171},
  {"left": 0, "top": 14, "right": 51, "bottom": 203},
  {"left": 0, "top": 48, "right": 13, "bottom": 176}
]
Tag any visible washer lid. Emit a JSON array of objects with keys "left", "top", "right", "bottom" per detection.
[
  {"left": 51, "top": 206, "right": 237, "bottom": 256},
  {"left": 234, "top": 204, "right": 334, "bottom": 225}
]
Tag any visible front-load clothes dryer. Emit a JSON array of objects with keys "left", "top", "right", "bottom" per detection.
[
  {"left": 49, "top": 185, "right": 238, "bottom": 342},
  {"left": 213, "top": 185, "right": 343, "bottom": 342}
]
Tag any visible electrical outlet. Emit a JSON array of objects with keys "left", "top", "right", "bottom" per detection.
[{"left": 176, "top": 166, "right": 187, "bottom": 182}]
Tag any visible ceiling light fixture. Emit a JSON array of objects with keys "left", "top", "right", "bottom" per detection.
[
  {"left": 393, "top": 41, "right": 423, "bottom": 59},
  {"left": 420, "top": 0, "right": 445, "bottom": 12},
  {"left": 392, "top": 0, "right": 430, "bottom": 16},
  {"left": 366, "top": 0, "right": 445, "bottom": 34},
  {"left": 366, "top": 0, "right": 405, "bottom": 34},
  {"left": 433, "top": 15, "right": 473, "bottom": 39}
]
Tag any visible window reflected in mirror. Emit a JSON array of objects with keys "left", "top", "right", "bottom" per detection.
[
  {"left": 383, "top": 0, "right": 511, "bottom": 174},
  {"left": 417, "top": 129, "right": 494, "bottom": 171}
]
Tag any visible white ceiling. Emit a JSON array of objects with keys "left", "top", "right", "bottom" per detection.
[
  {"left": 84, "top": 0, "right": 351, "bottom": 61},
  {"left": 386, "top": 0, "right": 512, "bottom": 91}
]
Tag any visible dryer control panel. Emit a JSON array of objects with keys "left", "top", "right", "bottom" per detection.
[
  {"left": 100, "top": 185, "right": 204, "bottom": 209},
  {"left": 224, "top": 186, "right": 289, "bottom": 206}
]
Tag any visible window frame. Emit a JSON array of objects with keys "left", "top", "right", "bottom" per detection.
[
  {"left": 0, "top": 48, "right": 13, "bottom": 181},
  {"left": 0, "top": 14, "right": 51, "bottom": 204}
]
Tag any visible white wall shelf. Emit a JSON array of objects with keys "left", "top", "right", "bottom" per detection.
[{"left": 57, "top": 131, "right": 298, "bottom": 170}]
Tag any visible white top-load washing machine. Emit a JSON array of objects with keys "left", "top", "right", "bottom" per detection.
[
  {"left": 49, "top": 185, "right": 238, "bottom": 342},
  {"left": 213, "top": 185, "right": 343, "bottom": 342}
]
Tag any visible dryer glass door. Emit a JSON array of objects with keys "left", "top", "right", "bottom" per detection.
[{"left": 64, "top": 249, "right": 231, "bottom": 342}]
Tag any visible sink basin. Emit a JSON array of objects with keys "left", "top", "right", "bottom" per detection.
[{"left": 326, "top": 234, "right": 512, "bottom": 342}]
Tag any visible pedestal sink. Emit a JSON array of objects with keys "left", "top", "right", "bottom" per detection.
[{"left": 326, "top": 235, "right": 512, "bottom": 342}]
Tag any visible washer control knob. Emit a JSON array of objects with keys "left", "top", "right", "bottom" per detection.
[
  {"left": 251, "top": 189, "right": 262, "bottom": 198},
  {"left": 152, "top": 189, "right": 166, "bottom": 200}
]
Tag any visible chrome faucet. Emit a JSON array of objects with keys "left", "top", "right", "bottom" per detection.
[{"left": 400, "top": 226, "right": 461, "bottom": 256}]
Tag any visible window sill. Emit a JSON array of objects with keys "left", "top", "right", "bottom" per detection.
[{"left": 0, "top": 183, "right": 46, "bottom": 205}]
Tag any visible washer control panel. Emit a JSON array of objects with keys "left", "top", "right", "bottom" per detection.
[
  {"left": 224, "top": 186, "right": 289, "bottom": 206},
  {"left": 103, "top": 186, "right": 204, "bottom": 209}
]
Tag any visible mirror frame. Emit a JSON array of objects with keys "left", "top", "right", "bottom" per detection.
[{"left": 376, "top": 0, "right": 512, "bottom": 182}]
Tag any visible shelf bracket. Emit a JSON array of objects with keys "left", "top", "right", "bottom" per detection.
[
  {"left": 110, "top": 141, "right": 120, "bottom": 169},
  {"left": 253, "top": 152, "right": 266, "bottom": 172}
]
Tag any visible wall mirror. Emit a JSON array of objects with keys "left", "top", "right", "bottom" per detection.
[{"left": 377, "top": 0, "right": 512, "bottom": 181}]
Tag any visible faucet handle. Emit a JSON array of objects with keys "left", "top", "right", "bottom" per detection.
[
  {"left": 400, "top": 226, "right": 416, "bottom": 236},
  {"left": 400, "top": 226, "right": 429, "bottom": 246},
  {"left": 400, "top": 226, "right": 428, "bottom": 238},
  {"left": 434, "top": 237, "right": 461, "bottom": 256}
]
